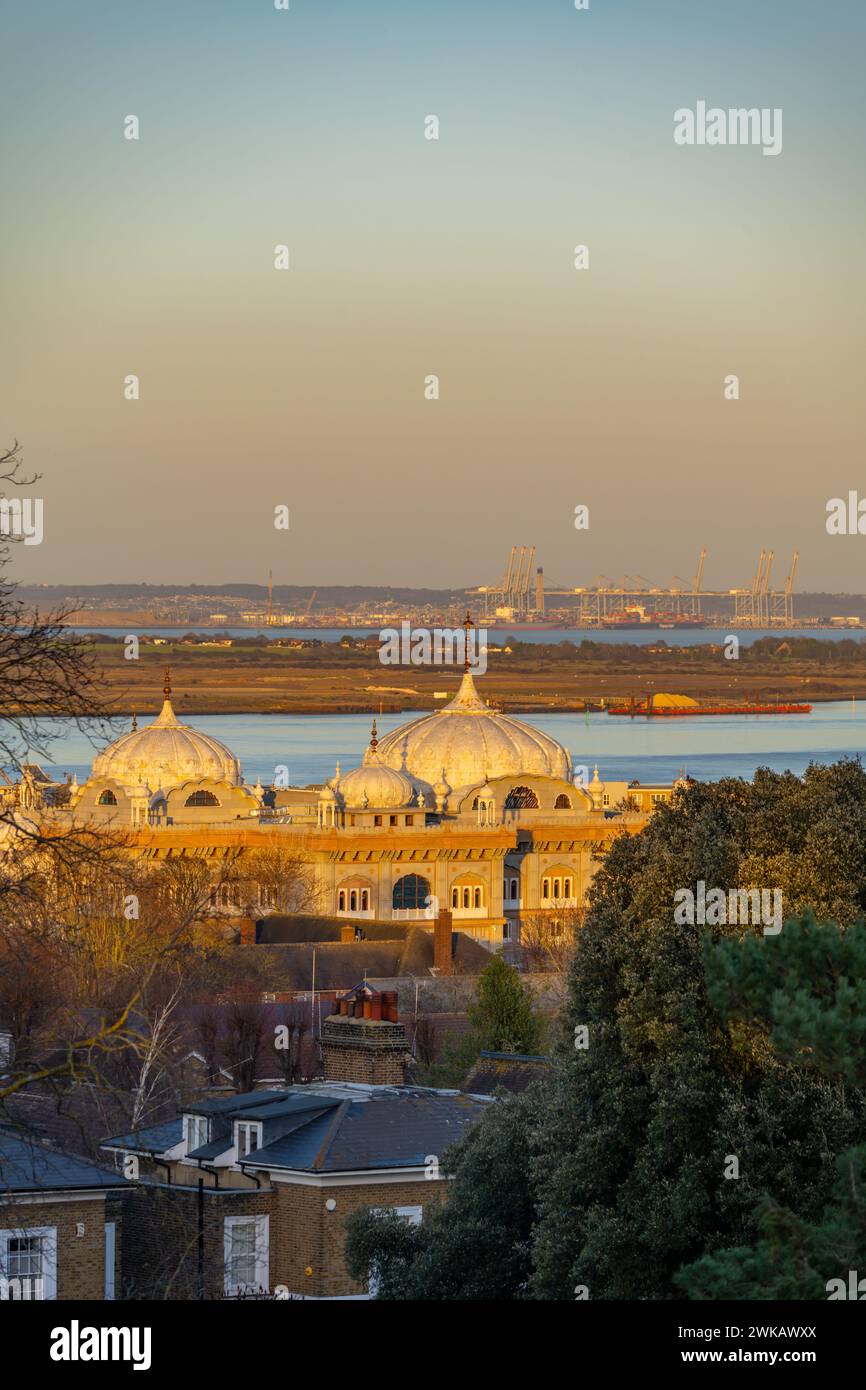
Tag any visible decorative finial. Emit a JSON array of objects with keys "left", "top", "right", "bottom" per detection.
[
  {"left": 370, "top": 718, "right": 378, "bottom": 750},
  {"left": 131, "top": 709, "right": 137, "bottom": 732},
  {"left": 163, "top": 667, "right": 172, "bottom": 700},
  {"left": 463, "top": 611, "right": 473, "bottom": 670}
]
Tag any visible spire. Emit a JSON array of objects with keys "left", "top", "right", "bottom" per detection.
[
  {"left": 131, "top": 709, "right": 137, "bottom": 732},
  {"left": 463, "top": 611, "right": 474, "bottom": 670},
  {"left": 153, "top": 669, "right": 180, "bottom": 728},
  {"left": 370, "top": 717, "right": 378, "bottom": 751}
]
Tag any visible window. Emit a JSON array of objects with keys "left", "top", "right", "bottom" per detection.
[
  {"left": 542, "top": 878, "right": 550, "bottom": 900},
  {"left": 361, "top": 890, "right": 370, "bottom": 911},
  {"left": 235, "top": 1121, "right": 262, "bottom": 1159},
  {"left": 97, "top": 790, "right": 117, "bottom": 806},
  {"left": 473, "top": 887, "right": 481, "bottom": 909},
  {"left": 349, "top": 890, "right": 357, "bottom": 911},
  {"left": 224, "top": 1215, "right": 269, "bottom": 1297},
  {"left": 338, "top": 890, "right": 346, "bottom": 912},
  {"left": 462, "top": 888, "right": 470, "bottom": 909},
  {"left": 451, "top": 887, "right": 458, "bottom": 908},
  {"left": 564, "top": 877, "right": 573, "bottom": 899},
  {"left": 389, "top": 815, "right": 397, "bottom": 826},
  {"left": 554, "top": 794, "right": 572, "bottom": 809},
  {"left": 392, "top": 874, "right": 431, "bottom": 911},
  {"left": 509, "top": 878, "right": 519, "bottom": 901},
  {"left": 0, "top": 1226, "right": 57, "bottom": 1300},
  {"left": 405, "top": 815, "right": 414, "bottom": 826},
  {"left": 184, "top": 1115, "right": 209, "bottom": 1154},
  {"left": 553, "top": 878, "right": 561, "bottom": 900},
  {"left": 185, "top": 790, "right": 220, "bottom": 807},
  {"left": 104, "top": 1223, "right": 116, "bottom": 1301},
  {"left": 504, "top": 785, "right": 539, "bottom": 809}
]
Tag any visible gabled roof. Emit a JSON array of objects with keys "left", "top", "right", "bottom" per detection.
[{"left": 0, "top": 1126, "right": 121, "bottom": 1194}]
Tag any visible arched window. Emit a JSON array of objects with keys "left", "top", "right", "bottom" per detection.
[
  {"left": 185, "top": 790, "right": 220, "bottom": 807},
  {"left": 504, "top": 785, "right": 539, "bottom": 809},
  {"left": 97, "top": 790, "right": 117, "bottom": 805},
  {"left": 564, "top": 877, "right": 573, "bottom": 899},
  {"left": 451, "top": 887, "right": 459, "bottom": 908},
  {"left": 392, "top": 874, "right": 431, "bottom": 911},
  {"left": 462, "top": 887, "right": 470, "bottom": 909},
  {"left": 542, "top": 878, "right": 550, "bottom": 900},
  {"left": 553, "top": 877, "right": 561, "bottom": 900},
  {"left": 509, "top": 878, "right": 518, "bottom": 901},
  {"left": 473, "top": 887, "right": 481, "bottom": 909},
  {"left": 338, "top": 890, "right": 346, "bottom": 912},
  {"left": 361, "top": 890, "right": 369, "bottom": 911},
  {"left": 554, "top": 793, "right": 572, "bottom": 809},
  {"left": 349, "top": 890, "right": 357, "bottom": 912}
]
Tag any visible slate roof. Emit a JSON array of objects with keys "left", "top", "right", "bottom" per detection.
[
  {"left": 245, "top": 1087, "right": 490, "bottom": 1174},
  {"left": 461, "top": 1051, "right": 552, "bottom": 1097},
  {"left": 101, "top": 1118, "right": 183, "bottom": 1154},
  {"left": 0, "top": 1125, "right": 122, "bottom": 1194},
  {"left": 103, "top": 1084, "right": 491, "bottom": 1175}
]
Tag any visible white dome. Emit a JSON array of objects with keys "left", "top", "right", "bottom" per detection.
[
  {"left": 92, "top": 691, "right": 241, "bottom": 791},
  {"left": 337, "top": 721, "right": 415, "bottom": 809},
  {"left": 376, "top": 671, "right": 572, "bottom": 793}
]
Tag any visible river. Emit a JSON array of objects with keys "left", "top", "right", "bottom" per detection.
[{"left": 26, "top": 700, "right": 866, "bottom": 788}]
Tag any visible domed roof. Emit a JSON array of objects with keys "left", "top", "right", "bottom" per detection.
[
  {"left": 336, "top": 721, "right": 415, "bottom": 809},
  {"left": 91, "top": 674, "right": 242, "bottom": 791},
  {"left": 376, "top": 670, "right": 572, "bottom": 793}
]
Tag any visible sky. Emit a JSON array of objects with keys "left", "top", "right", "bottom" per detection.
[{"left": 1, "top": 0, "right": 865, "bottom": 592}]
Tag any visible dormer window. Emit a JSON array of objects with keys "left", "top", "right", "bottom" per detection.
[
  {"left": 235, "top": 1121, "right": 262, "bottom": 1159},
  {"left": 184, "top": 1115, "right": 209, "bottom": 1154}
]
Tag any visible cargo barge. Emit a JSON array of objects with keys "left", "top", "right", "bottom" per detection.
[{"left": 609, "top": 696, "right": 812, "bottom": 717}]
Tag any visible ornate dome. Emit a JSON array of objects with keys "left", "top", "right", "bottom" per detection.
[
  {"left": 91, "top": 674, "right": 242, "bottom": 791},
  {"left": 376, "top": 670, "right": 573, "bottom": 793},
  {"left": 337, "top": 721, "right": 415, "bottom": 809}
]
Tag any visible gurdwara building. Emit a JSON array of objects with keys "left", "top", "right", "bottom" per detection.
[{"left": 14, "top": 670, "right": 679, "bottom": 952}]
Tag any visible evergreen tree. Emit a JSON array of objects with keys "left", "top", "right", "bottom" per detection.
[{"left": 466, "top": 953, "right": 543, "bottom": 1055}]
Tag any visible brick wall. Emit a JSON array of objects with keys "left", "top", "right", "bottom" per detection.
[
  {"left": 271, "top": 1177, "right": 446, "bottom": 1299},
  {"left": 118, "top": 1183, "right": 278, "bottom": 1300},
  {"left": 0, "top": 1196, "right": 110, "bottom": 1300}
]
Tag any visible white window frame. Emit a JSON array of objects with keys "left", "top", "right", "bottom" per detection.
[
  {"left": 104, "top": 1222, "right": 116, "bottom": 1300},
  {"left": 235, "top": 1121, "right": 263, "bottom": 1159},
  {"left": 0, "top": 1225, "right": 58, "bottom": 1300},
  {"left": 223, "top": 1214, "right": 269, "bottom": 1296},
  {"left": 184, "top": 1114, "right": 209, "bottom": 1154}
]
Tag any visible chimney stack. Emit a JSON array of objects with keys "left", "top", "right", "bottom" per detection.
[
  {"left": 321, "top": 985, "right": 407, "bottom": 1085},
  {"left": 434, "top": 908, "right": 453, "bottom": 976}
]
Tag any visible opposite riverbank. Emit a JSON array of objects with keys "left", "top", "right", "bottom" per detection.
[{"left": 74, "top": 637, "right": 866, "bottom": 716}]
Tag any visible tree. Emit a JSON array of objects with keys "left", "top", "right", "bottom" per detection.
[
  {"left": 675, "top": 911, "right": 866, "bottom": 1299},
  {"left": 355, "top": 765, "right": 866, "bottom": 1300},
  {"left": 467, "top": 954, "right": 543, "bottom": 1056},
  {"left": 344, "top": 1089, "right": 540, "bottom": 1299}
]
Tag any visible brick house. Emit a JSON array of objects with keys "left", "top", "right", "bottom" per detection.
[
  {"left": 102, "top": 1007, "right": 491, "bottom": 1299},
  {"left": 0, "top": 1125, "right": 123, "bottom": 1300}
]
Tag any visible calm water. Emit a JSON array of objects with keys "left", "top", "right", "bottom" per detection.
[
  {"left": 75, "top": 626, "right": 865, "bottom": 650},
  {"left": 28, "top": 701, "right": 866, "bottom": 788}
]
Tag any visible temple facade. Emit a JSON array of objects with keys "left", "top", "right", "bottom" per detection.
[{"left": 10, "top": 668, "right": 681, "bottom": 951}]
